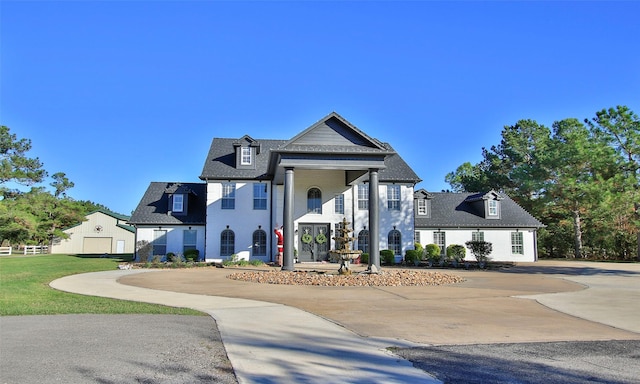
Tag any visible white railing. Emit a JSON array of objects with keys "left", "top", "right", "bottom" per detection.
[
  {"left": 24, "top": 245, "right": 48, "bottom": 255},
  {"left": 0, "top": 246, "right": 12, "bottom": 255}
]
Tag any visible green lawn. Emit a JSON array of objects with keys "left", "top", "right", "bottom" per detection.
[{"left": 0, "top": 254, "right": 202, "bottom": 316}]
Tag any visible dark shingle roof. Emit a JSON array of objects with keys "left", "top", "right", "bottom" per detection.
[
  {"left": 129, "top": 182, "right": 207, "bottom": 225},
  {"left": 200, "top": 138, "right": 285, "bottom": 180},
  {"left": 199, "top": 113, "right": 421, "bottom": 183},
  {"left": 415, "top": 190, "right": 544, "bottom": 229}
]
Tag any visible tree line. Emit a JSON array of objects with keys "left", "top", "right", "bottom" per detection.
[
  {"left": 446, "top": 106, "right": 640, "bottom": 260},
  {"left": 1, "top": 126, "right": 115, "bottom": 247}
]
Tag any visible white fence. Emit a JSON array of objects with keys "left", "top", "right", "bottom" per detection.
[
  {"left": 24, "top": 245, "right": 48, "bottom": 255},
  {"left": 0, "top": 246, "right": 12, "bottom": 255}
]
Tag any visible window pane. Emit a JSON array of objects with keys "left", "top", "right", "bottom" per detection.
[
  {"left": 222, "top": 183, "right": 235, "bottom": 209},
  {"left": 488, "top": 200, "right": 498, "bottom": 216},
  {"left": 387, "top": 185, "right": 400, "bottom": 210},
  {"left": 357, "top": 230, "right": 369, "bottom": 254},
  {"left": 241, "top": 147, "right": 251, "bottom": 165},
  {"left": 334, "top": 194, "right": 344, "bottom": 214},
  {"left": 472, "top": 231, "right": 484, "bottom": 242},
  {"left": 253, "top": 183, "right": 267, "bottom": 210},
  {"left": 252, "top": 230, "right": 267, "bottom": 256},
  {"left": 388, "top": 230, "right": 401, "bottom": 255},
  {"left": 220, "top": 230, "right": 235, "bottom": 256},
  {"left": 511, "top": 232, "right": 523, "bottom": 254},
  {"left": 433, "top": 232, "right": 446, "bottom": 255},
  {"left": 358, "top": 185, "right": 368, "bottom": 210},
  {"left": 183, "top": 230, "right": 197, "bottom": 253},
  {"left": 307, "top": 188, "right": 322, "bottom": 214},
  {"left": 153, "top": 230, "right": 167, "bottom": 257},
  {"left": 417, "top": 200, "right": 427, "bottom": 215},
  {"left": 173, "top": 194, "right": 184, "bottom": 212}
]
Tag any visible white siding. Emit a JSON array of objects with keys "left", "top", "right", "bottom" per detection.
[
  {"left": 207, "top": 171, "right": 416, "bottom": 263},
  {"left": 206, "top": 180, "right": 272, "bottom": 261},
  {"left": 415, "top": 228, "right": 537, "bottom": 262},
  {"left": 136, "top": 225, "right": 205, "bottom": 260}
]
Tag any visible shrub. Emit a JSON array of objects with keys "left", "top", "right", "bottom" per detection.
[
  {"left": 424, "top": 244, "right": 441, "bottom": 261},
  {"left": 184, "top": 249, "right": 200, "bottom": 262},
  {"left": 405, "top": 249, "right": 421, "bottom": 265},
  {"left": 446, "top": 244, "right": 466, "bottom": 263},
  {"left": 360, "top": 253, "right": 369, "bottom": 264},
  {"left": 465, "top": 240, "right": 492, "bottom": 267},
  {"left": 414, "top": 242, "right": 424, "bottom": 255},
  {"left": 380, "top": 249, "right": 395, "bottom": 265}
]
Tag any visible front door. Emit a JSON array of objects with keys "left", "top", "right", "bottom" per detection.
[{"left": 298, "top": 223, "right": 330, "bottom": 262}]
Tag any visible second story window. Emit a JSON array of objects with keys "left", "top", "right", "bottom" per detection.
[
  {"left": 334, "top": 194, "right": 344, "bottom": 214},
  {"left": 358, "top": 185, "right": 369, "bottom": 210},
  {"left": 307, "top": 188, "right": 322, "bottom": 214},
  {"left": 222, "top": 183, "right": 236, "bottom": 210},
  {"left": 387, "top": 185, "right": 400, "bottom": 210},
  {"left": 488, "top": 200, "right": 498, "bottom": 216},
  {"left": 253, "top": 183, "right": 267, "bottom": 210},
  {"left": 417, "top": 199, "right": 428, "bottom": 215},
  {"left": 172, "top": 194, "right": 184, "bottom": 212},
  {"left": 241, "top": 147, "right": 252, "bottom": 165}
]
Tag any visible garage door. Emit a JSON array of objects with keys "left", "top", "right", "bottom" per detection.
[{"left": 83, "top": 237, "right": 112, "bottom": 254}]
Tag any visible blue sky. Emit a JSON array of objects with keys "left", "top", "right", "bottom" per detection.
[{"left": 2, "top": 1, "right": 639, "bottom": 215}]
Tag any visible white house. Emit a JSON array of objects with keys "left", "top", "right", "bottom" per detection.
[
  {"left": 130, "top": 112, "right": 543, "bottom": 267},
  {"left": 414, "top": 190, "right": 544, "bottom": 262},
  {"left": 129, "top": 183, "right": 207, "bottom": 261},
  {"left": 51, "top": 210, "right": 135, "bottom": 254}
]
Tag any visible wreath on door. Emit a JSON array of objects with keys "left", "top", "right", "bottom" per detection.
[
  {"left": 301, "top": 233, "right": 313, "bottom": 244},
  {"left": 315, "top": 233, "right": 327, "bottom": 244}
]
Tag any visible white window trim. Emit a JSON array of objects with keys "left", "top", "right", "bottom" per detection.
[
  {"left": 172, "top": 194, "right": 184, "bottom": 212},
  {"left": 240, "top": 147, "right": 252, "bottom": 165}
]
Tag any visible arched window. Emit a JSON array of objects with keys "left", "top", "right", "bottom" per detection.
[
  {"left": 307, "top": 188, "right": 322, "bottom": 214},
  {"left": 220, "top": 229, "right": 235, "bottom": 256},
  {"left": 388, "top": 229, "right": 401, "bottom": 255},
  {"left": 252, "top": 229, "right": 267, "bottom": 256},
  {"left": 357, "top": 230, "right": 369, "bottom": 254}
]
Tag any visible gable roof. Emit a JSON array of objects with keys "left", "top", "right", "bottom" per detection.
[
  {"left": 414, "top": 190, "right": 544, "bottom": 229},
  {"left": 128, "top": 182, "right": 207, "bottom": 225},
  {"left": 61, "top": 209, "right": 134, "bottom": 233},
  {"left": 199, "top": 112, "right": 421, "bottom": 184}
]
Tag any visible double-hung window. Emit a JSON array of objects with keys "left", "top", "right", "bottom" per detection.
[
  {"left": 357, "top": 185, "right": 369, "bottom": 210},
  {"left": 221, "top": 183, "right": 236, "bottom": 210},
  {"left": 472, "top": 231, "right": 484, "bottom": 242},
  {"left": 183, "top": 230, "right": 197, "bottom": 253},
  {"left": 488, "top": 200, "right": 498, "bottom": 216},
  {"left": 511, "top": 232, "right": 524, "bottom": 254},
  {"left": 241, "top": 147, "right": 252, "bottom": 165},
  {"left": 172, "top": 194, "right": 184, "bottom": 212},
  {"left": 334, "top": 194, "right": 344, "bottom": 214},
  {"left": 387, "top": 185, "right": 400, "bottom": 210},
  {"left": 417, "top": 199, "right": 429, "bottom": 216},
  {"left": 253, "top": 183, "right": 267, "bottom": 210}
]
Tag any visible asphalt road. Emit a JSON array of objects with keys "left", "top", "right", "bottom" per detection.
[
  {"left": 0, "top": 314, "right": 237, "bottom": 384},
  {"left": 2, "top": 314, "right": 639, "bottom": 383}
]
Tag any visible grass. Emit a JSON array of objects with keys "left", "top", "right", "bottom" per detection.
[{"left": 0, "top": 254, "right": 203, "bottom": 316}]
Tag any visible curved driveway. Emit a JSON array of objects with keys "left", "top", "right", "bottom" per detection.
[{"left": 46, "top": 260, "right": 640, "bottom": 383}]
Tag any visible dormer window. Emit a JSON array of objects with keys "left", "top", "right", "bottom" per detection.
[
  {"left": 488, "top": 200, "right": 498, "bottom": 216},
  {"left": 173, "top": 194, "right": 184, "bottom": 212},
  {"left": 233, "top": 135, "right": 259, "bottom": 170},
  {"left": 241, "top": 147, "right": 252, "bottom": 165}
]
